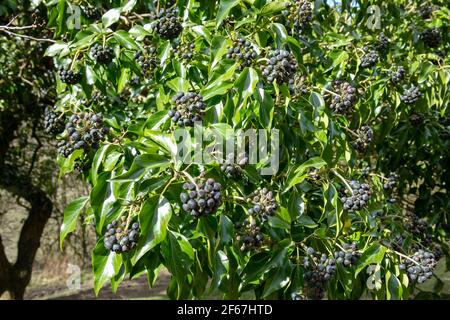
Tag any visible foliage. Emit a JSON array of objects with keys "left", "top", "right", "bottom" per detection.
[{"left": 29, "top": 0, "right": 450, "bottom": 299}]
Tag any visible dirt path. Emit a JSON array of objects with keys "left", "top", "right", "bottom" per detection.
[{"left": 25, "top": 270, "right": 171, "bottom": 300}]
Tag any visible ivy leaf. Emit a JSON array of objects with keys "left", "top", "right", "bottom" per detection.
[
  {"left": 112, "top": 154, "right": 170, "bottom": 182},
  {"left": 132, "top": 196, "right": 172, "bottom": 264},
  {"left": 216, "top": 0, "right": 241, "bottom": 28},
  {"left": 102, "top": 8, "right": 122, "bottom": 28},
  {"left": 60, "top": 196, "right": 89, "bottom": 249},
  {"left": 113, "top": 30, "right": 139, "bottom": 50},
  {"left": 92, "top": 242, "right": 122, "bottom": 295},
  {"left": 355, "top": 244, "right": 387, "bottom": 276}
]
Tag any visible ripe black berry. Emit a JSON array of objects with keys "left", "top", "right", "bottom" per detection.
[
  {"left": 329, "top": 80, "right": 357, "bottom": 115},
  {"left": 303, "top": 249, "right": 337, "bottom": 300},
  {"left": 104, "top": 217, "right": 140, "bottom": 253},
  {"left": 403, "top": 249, "right": 437, "bottom": 284},
  {"left": 58, "top": 67, "right": 81, "bottom": 85},
  {"left": 179, "top": 177, "right": 223, "bottom": 217},
  {"left": 261, "top": 49, "right": 298, "bottom": 85},
  {"left": 352, "top": 125, "right": 373, "bottom": 153},
  {"left": 220, "top": 152, "right": 249, "bottom": 178},
  {"left": 91, "top": 43, "right": 114, "bottom": 64},
  {"left": 375, "top": 32, "right": 390, "bottom": 52},
  {"left": 333, "top": 242, "right": 361, "bottom": 267},
  {"left": 388, "top": 66, "right": 406, "bottom": 83},
  {"left": 168, "top": 91, "right": 206, "bottom": 127},
  {"left": 134, "top": 44, "right": 159, "bottom": 78},
  {"left": 340, "top": 180, "right": 371, "bottom": 212},
  {"left": 421, "top": 27, "right": 441, "bottom": 48},
  {"left": 284, "top": 0, "right": 313, "bottom": 32},
  {"left": 44, "top": 107, "right": 65, "bottom": 135},
  {"left": 360, "top": 47, "right": 379, "bottom": 68},
  {"left": 152, "top": 8, "right": 182, "bottom": 39},
  {"left": 400, "top": 84, "right": 421, "bottom": 105},
  {"left": 226, "top": 38, "right": 257, "bottom": 70},
  {"left": 419, "top": 6, "right": 433, "bottom": 19},
  {"left": 173, "top": 41, "right": 196, "bottom": 64},
  {"left": 235, "top": 217, "right": 264, "bottom": 252},
  {"left": 82, "top": 5, "right": 102, "bottom": 20},
  {"left": 383, "top": 172, "right": 399, "bottom": 190},
  {"left": 57, "top": 112, "right": 109, "bottom": 157},
  {"left": 246, "top": 187, "right": 278, "bottom": 222}
]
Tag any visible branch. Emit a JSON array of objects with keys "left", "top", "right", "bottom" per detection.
[{"left": 0, "top": 29, "right": 56, "bottom": 43}]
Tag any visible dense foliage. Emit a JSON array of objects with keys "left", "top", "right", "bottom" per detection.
[{"left": 16, "top": 0, "right": 450, "bottom": 299}]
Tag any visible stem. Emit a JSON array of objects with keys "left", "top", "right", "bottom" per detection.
[
  {"left": 161, "top": 173, "right": 178, "bottom": 196},
  {"left": 389, "top": 249, "right": 421, "bottom": 267},
  {"left": 314, "top": 86, "right": 340, "bottom": 97},
  {"left": 181, "top": 170, "right": 197, "bottom": 187},
  {"left": 330, "top": 168, "right": 353, "bottom": 195},
  {"left": 342, "top": 126, "right": 359, "bottom": 138}
]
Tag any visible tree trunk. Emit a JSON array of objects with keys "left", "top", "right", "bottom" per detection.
[{"left": 0, "top": 165, "right": 52, "bottom": 300}]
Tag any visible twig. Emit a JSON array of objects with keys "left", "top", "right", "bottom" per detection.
[
  {"left": 0, "top": 28, "right": 56, "bottom": 43},
  {"left": 330, "top": 168, "right": 353, "bottom": 194}
]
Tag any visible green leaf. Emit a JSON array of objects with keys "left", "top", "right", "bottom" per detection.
[
  {"left": 92, "top": 242, "right": 122, "bottom": 295},
  {"left": 112, "top": 154, "right": 170, "bottom": 182},
  {"left": 113, "top": 30, "right": 139, "bottom": 50},
  {"left": 161, "top": 231, "right": 194, "bottom": 298},
  {"left": 355, "top": 244, "right": 387, "bottom": 276},
  {"left": 90, "top": 172, "right": 119, "bottom": 234},
  {"left": 60, "top": 196, "right": 89, "bottom": 249},
  {"left": 216, "top": 0, "right": 241, "bottom": 28},
  {"left": 132, "top": 196, "right": 172, "bottom": 264},
  {"left": 102, "top": 8, "right": 122, "bottom": 28},
  {"left": 260, "top": 2, "right": 286, "bottom": 16},
  {"left": 263, "top": 263, "right": 291, "bottom": 297},
  {"left": 386, "top": 271, "right": 402, "bottom": 300},
  {"left": 235, "top": 67, "right": 259, "bottom": 103},
  {"left": 45, "top": 42, "right": 68, "bottom": 57}
]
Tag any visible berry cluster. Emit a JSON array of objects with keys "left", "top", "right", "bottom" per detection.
[
  {"left": 104, "top": 218, "right": 140, "bottom": 253},
  {"left": 403, "top": 211, "right": 431, "bottom": 244},
  {"left": 173, "top": 42, "right": 195, "bottom": 63},
  {"left": 360, "top": 47, "right": 379, "bottom": 68},
  {"left": 334, "top": 242, "right": 360, "bottom": 267},
  {"left": 168, "top": 91, "right": 206, "bottom": 127},
  {"left": 235, "top": 217, "right": 264, "bottom": 252},
  {"left": 421, "top": 27, "right": 442, "bottom": 48},
  {"left": 388, "top": 66, "right": 406, "bottom": 83},
  {"left": 226, "top": 38, "right": 257, "bottom": 70},
  {"left": 134, "top": 44, "right": 159, "bottom": 78},
  {"left": 419, "top": 6, "right": 433, "bottom": 19},
  {"left": 375, "top": 32, "right": 390, "bottom": 52},
  {"left": 246, "top": 187, "right": 278, "bottom": 222},
  {"left": 340, "top": 180, "right": 371, "bottom": 212},
  {"left": 261, "top": 49, "right": 298, "bottom": 84},
  {"left": 220, "top": 152, "right": 249, "bottom": 178},
  {"left": 303, "top": 248, "right": 337, "bottom": 300},
  {"left": 82, "top": 6, "right": 102, "bottom": 20},
  {"left": 152, "top": 8, "right": 182, "bottom": 39},
  {"left": 352, "top": 125, "right": 374, "bottom": 153},
  {"left": 57, "top": 112, "right": 109, "bottom": 157},
  {"left": 179, "top": 178, "right": 223, "bottom": 218},
  {"left": 91, "top": 43, "right": 114, "bottom": 64},
  {"left": 384, "top": 172, "right": 399, "bottom": 190},
  {"left": 400, "top": 85, "right": 421, "bottom": 105},
  {"left": 283, "top": 0, "right": 313, "bottom": 32},
  {"left": 43, "top": 107, "right": 65, "bottom": 135},
  {"left": 58, "top": 67, "right": 81, "bottom": 85},
  {"left": 400, "top": 249, "right": 437, "bottom": 284},
  {"left": 289, "top": 75, "right": 309, "bottom": 100},
  {"left": 329, "top": 80, "right": 357, "bottom": 115}
]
